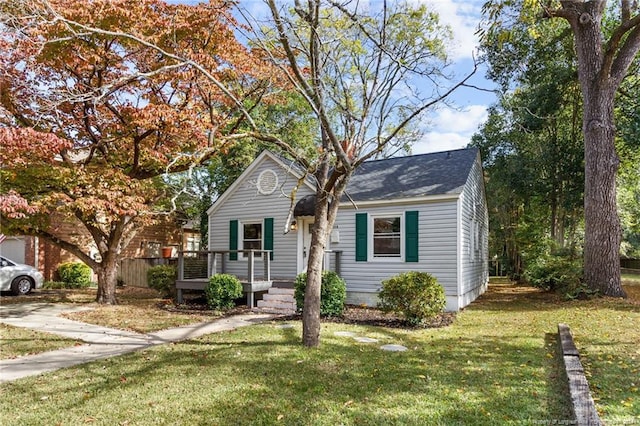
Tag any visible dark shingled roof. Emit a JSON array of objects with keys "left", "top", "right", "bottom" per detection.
[{"left": 345, "top": 147, "right": 479, "bottom": 202}]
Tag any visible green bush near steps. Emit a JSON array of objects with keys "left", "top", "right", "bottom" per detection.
[
  {"left": 206, "top": 274, "right": 243, "bottom": 310},
  {"left": 56, "top": 262, "right": 93, "bottom": 288},
  {"left": 378, "top": 271, "right": 445, "bottom": 325},
  {"left": 147, "top": 265, "right": 177, "bottom": 298},
  {"left": 294, "top": 271, "right": 346, "bottom": 317}
]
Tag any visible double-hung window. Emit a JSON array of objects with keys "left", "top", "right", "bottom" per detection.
[
  {"left": 356, "top": 211, "right": 418, "bottom": 262},
  {"left": 242, "top": 222, "right": 262, "bottom": 256},
  {"left": 373, "top": 216, "right": 401, "bottom": 258},
  {"left": 230, "top": 218, "right": 274, "bottom": 261}
]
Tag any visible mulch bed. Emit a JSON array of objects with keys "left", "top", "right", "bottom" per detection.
[
  {"left": 275, "top": 306, "right": 456, "bottom": 329},
  {"left": 165, "top": 294, "right": 455, "bottom": 329}
]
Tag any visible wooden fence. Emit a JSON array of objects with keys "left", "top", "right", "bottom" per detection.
[
  {"left": 621, "top": 258, "right": 640, "bottom": 270},
  {"left": 119, "top": 258, "right": 177, "bottom": 287}
]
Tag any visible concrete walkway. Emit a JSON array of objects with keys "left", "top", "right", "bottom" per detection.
[{"left": 0, "top": 302, "right": 275, "bottom": 383}]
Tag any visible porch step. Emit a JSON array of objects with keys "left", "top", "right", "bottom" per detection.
[{"left": 256, "top": 287, "right": 296, "bottom": 314}]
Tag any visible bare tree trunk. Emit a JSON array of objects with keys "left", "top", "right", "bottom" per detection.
[
  {"left": 96, "top": 256, "right": 119, "bottom": 304},
  {"left": 302, "top": 191, "right": 329, "bottom": 347},
  {"left": 550, "top": 190, "right": 559, "bottom": 243}
]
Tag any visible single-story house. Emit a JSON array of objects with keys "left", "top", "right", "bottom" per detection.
[{"left": 207, "top": 148, "right": 489, "bottom": 311}]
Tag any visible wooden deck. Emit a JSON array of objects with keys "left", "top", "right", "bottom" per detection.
[
  {"left": 175, "top": 249, "right": 273, "bottom": 307},
  {"left": 174, "top": 249, "right": 342, "bottom": 307}
]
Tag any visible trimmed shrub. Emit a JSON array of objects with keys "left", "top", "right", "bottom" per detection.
[
  {"left": 147, "top": 265, "right": 177, "bottom": 298},
  {"left": 378, "top": 271, "right": 445, "bottom": 325},
  {"left": 206, "top": 274, "right": 243, "bottom": 310},
  {"left": 57, "top": 262, "right": 92, "bottom": 288},
  {"left": 294, "top": 271, "right": 346, "bottom": 317}
]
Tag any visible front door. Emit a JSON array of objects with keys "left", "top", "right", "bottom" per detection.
[{"left": 298, "top": 220, "right": 314, "bottom": 274}]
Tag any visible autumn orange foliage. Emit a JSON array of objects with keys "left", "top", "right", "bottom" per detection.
[{"left": 0, "top": 0, "right": 283, "bottom": 303}]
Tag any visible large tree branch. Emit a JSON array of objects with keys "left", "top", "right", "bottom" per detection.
[
  {"left": 354, "top": 60, "right": 479, "bottom": 167},
  {"left": 242, "top": 131, "right": 311, "bottom": 170},
  {"left": 264, "top": 0, "right": 317, "bottom": 113},
  {"left": 22, "top": 226, "right": 99, "bottom": 270},
  {"left": 610, "top": 17, "right": 640, "bottom": 83}
]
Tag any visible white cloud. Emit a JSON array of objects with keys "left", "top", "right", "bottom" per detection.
[
  {"left": 413, "top": 104, "right": 488, "bottom": 154},
  {"left": 421, "top": 0, "right": 484, "bottom": 61}
]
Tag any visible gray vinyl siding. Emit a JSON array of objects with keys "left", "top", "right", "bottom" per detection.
[
  {"left": 208, "top": 156, "right": 314, "bottom": 280},
  {"left": 458, "top": 155, "right": 489, "bottom": 308},
  {"left": 334, "top": 199, "right": 460, "bottom": 309}
]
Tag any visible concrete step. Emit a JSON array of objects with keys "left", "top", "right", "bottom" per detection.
[
  {"left": 268, "top": 287, "right": 295, "bottom": 296},
  {"left": 257, "top": 300, "right": 295, "bottom": 310},
  {"left": 262, "top": 293, "right": 295, "bottom": 302},
  {"left": 256, "top": 286, "right": 297, "bottom": 314}
]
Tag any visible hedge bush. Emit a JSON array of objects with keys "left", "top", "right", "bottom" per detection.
[
  {"left": 378, "top": 271, "right": 445, "bottom": 325},
  {"left": 206, "top": 274, "right": 243, "bottom": 310},
  {"left": 56, "top": 262, "right": 92, "bottom": 288},
  {"left": 147, "top": 265, "right": 177, "bottom": 298},
  {"left": 294, "top": 271, "right": 346, "bottom": 317}
]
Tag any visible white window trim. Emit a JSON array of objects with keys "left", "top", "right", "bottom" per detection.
[
  {"left": 240, "top": 220, "right": 263, "bottom": 260},
  {"left": 369, "top": 213, "right": 403, "bottom": 262}
]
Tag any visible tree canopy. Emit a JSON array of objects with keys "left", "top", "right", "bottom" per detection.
[
  {"left": 2, "top": 0, "right": 472, "bottom": 347},
  {"left": 0, "top": 0, "right": 281, "bottom": 303}
]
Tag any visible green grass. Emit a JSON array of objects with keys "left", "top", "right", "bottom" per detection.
[
  {"left": 1, "top": 320, "right": 570, "bottom": 425},
  {"left": 622, "top": 273, "right": 640, "bottom": 284},
  {"left": 0, "top": 323, "right": 81, "bottom": 360},
  {"left": 1, "top": 281, "right": 638, "bottom": 425}
]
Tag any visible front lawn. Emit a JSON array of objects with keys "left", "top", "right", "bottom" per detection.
[{"left": 1, "top": 280, "right": 638, "bottom": 425}]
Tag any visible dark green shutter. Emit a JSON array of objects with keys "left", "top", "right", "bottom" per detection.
[
  {"left": 405, "top": 211, "right": 419, "bottom": 262},
  {"left": 229, "top": 220, "right": 238, "bottom": 261},
  {"left": 264, "top": 217, "right": 274, "bottom": 260},
  {"left": 355, "top": 213, "right": 368, "bottom": 261}
]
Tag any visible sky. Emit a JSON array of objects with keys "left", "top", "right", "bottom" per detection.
[{"left": 411, "top": 0, "right": 497, "bottom": 154}]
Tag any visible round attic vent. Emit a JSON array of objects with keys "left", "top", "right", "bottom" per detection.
[{"left": 257, "top": 169, "right": 278, "bottom": 195}]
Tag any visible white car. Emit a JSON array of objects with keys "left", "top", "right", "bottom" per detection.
[{"left": 0, "top": 256, "right": 44, "bottom": 295}]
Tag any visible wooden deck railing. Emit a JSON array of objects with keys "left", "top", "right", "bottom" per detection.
[
  {"left": 177, "top": 250, "right": 271, "bottom": 283},
  {"left": 175, "top": 249, "right": 342, "bottom": 306},
  {"left": 176, "top": 250, "right": 272, "bottom": 306}
]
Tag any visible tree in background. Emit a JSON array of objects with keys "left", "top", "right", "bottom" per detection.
[
  {"left": 0, "top": 0, "right": 278, "bottom": 304},
  {"left": 480, "top": 0, "right": 640, "bottom": 296},
  {"left": 474, "top": 15, "right": 584, "bottom": 279},
  {"left": 617, "top": 62, "right": 640, "bottom": 258},
  {"left": 166, "top": 92, "right": 316, "bottom": 248}
]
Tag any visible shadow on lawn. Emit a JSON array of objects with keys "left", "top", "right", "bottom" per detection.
[
  {"left": 3, "top": 320, "right": 575, "bottom": 425},
  {"left": 471, "top": 282, "right": 639, "bottom": 313}
]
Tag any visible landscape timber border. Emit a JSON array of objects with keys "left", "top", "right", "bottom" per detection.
[{"left": 557, "top": 323, "right": 602, "bottom": 426}]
